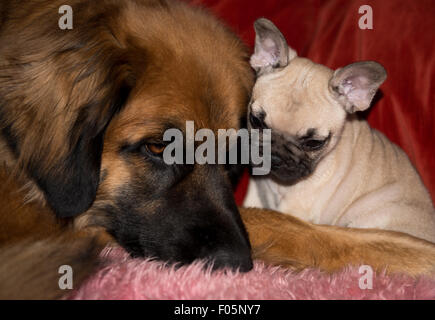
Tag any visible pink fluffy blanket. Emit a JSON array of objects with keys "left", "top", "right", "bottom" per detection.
[{"left": 70, "top": 248, "right": 435, "bottom": 300}]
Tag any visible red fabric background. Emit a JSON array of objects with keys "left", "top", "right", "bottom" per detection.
[{"left": 190, "top": 0, "right": 435, "bottom": 205}]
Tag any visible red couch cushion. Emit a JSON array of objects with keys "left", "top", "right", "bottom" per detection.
[{"left": 193, "top": 0, "right": 435, "bottom": 205}]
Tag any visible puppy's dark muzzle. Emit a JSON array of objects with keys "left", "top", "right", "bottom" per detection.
[
  {"left": 270, "top": 151, "right": 312, "bottom": 184},
  {"left": 249, "top": 111, "right": 268, "bottom": 129}
]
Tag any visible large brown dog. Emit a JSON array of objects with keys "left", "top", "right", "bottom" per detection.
[{"left": 0, "top": 0, "right": 434, "bottom": 299}]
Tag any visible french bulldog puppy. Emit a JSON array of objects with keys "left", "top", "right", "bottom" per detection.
[{"left": 244, "top": 18, "right": 435, "bottom": 242}]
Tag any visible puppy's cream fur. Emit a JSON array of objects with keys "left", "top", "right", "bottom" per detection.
[{"left": 244, "top": 19, "right": 435, "bottom": 242}]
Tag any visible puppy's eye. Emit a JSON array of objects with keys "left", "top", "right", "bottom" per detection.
[
  {"left": 141, "top": 143, "right": 166, "bottom": 156},
  {"left": 301, "top": 139, "right": 326, "bottom": 151}
]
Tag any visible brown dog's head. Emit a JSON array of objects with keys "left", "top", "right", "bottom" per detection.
[{"left": 0, "top": 1, "right": 254, "bottom": 271}]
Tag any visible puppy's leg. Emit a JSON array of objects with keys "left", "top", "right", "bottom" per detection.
[{"left": 240, "top": 207, "right": 435, "bottom": 276}]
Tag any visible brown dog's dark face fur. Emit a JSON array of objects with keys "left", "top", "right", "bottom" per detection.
[{"left": 0, "top": 0, "right": 254, "bottom": 270}]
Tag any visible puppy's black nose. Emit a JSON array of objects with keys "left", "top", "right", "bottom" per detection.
[{"left": 249, "top": 111, "right": 267, "bottom": 129}]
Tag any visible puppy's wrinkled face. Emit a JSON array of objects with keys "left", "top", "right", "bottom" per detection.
[
  {"left": 250, "top": 58, "right": 346, "bottom": 183},
  {"left": 248, "top": 19, "right": 386, "bottom": 184}
]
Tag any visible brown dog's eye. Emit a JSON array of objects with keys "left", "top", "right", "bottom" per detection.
[{"left": 142, "top": 143, "right": 166, "bottom": 156}]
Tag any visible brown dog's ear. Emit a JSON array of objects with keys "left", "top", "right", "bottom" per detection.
[
  {"left": 29, "top": 79, "right": 133, "bottom": 218},
  {"left": 329, "top": 61, "right": 387, "bottom": 113},
  {"left": 0, "top": 4, "right": 137, "bottom": 219},
  {"left": 250, "top": 18, "right": 296, "bottom": 74}
]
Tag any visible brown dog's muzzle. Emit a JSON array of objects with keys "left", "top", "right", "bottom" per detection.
[{"left": 99, "top": 163, "right": 253, "bottom": 272}]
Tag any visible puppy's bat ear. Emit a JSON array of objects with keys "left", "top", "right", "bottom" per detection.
[
  {"left": 329, "top": 61, "right": 387, "bottom": 113},
  {"left": 250, "top": 18, "right": 296, "bottom": 74}
]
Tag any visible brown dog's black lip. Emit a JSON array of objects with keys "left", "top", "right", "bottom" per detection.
[
  {"left": 207, "top": 249, "right": 253, "bottom": 272},
  {"left": 112, "top": 215, "right": 254, "bottom": 273}
]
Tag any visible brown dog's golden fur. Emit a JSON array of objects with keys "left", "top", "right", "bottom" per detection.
[
  {"left": 0, "top": 0, "right": 434, "bottom": 299},
  {"left": 0, "top": 169, "right": 106, "bottom": 299},
  {"left": 241, "top": 208, "right": 435, "bottom": 276}
]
